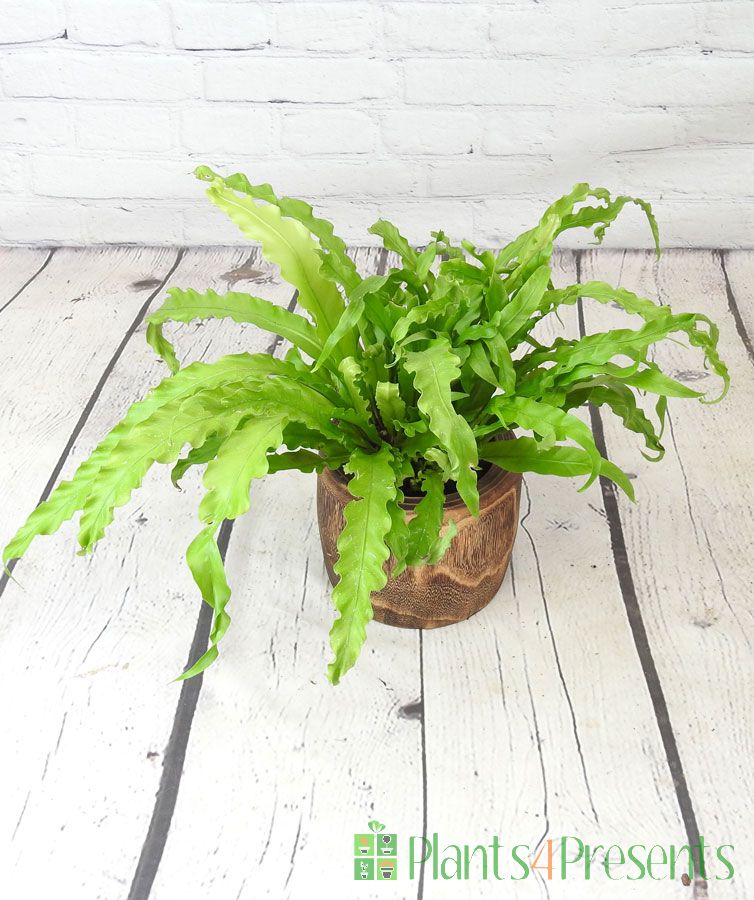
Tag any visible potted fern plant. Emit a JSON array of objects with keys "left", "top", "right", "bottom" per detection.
[{"left": 3, "top": 169, "right": 729, "bottom": 685}]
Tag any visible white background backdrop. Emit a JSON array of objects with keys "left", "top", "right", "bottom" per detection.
[{"left": 1, "top": 0, "right": 753, "bottom": 247}]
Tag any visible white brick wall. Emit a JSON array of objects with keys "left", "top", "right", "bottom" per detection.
[{"left": 1, "top": 0, "right": 753, "bottom": 248}]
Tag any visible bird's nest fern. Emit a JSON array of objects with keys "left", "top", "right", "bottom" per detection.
[{"left": 3, "top": 170, "right": 729, "bottom": 684}]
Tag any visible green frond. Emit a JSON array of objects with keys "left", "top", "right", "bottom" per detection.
[
  {"left": 480, "top": 396, "right": 602, "bottom": 490},
  {"left": 199, "top": 413, "right": 287, "bottom": 524},
  {"left": 328, "top": 445, "right": 396, "bottom": 685},
  {"left": 147, "top": 287, "right": 323, "bottom": 373},
  {"left": 404, "top": 470, "right": 446, "bottom": 567},
  {"left": 178, "top": 524, "right": 232, "bottom": 680},
  {"left": 195, "top": 166, "right": 362, "bottom": 295},
  {"left": 403, "top": 338, "right": 479, "bottom": 515},
  {"left": 479, "top": 437, "right": 635, "bottom": 501},
  {"left": 4, "top": 353, "right": 283, "bottom": 566},
  {"left": 198, "top": 173, "right": 356, "bottom": 359},
  {"left": 77, "top": 384, "right": 260, "bottom": 553}
]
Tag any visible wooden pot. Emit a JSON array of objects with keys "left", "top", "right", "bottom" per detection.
[{"left": 316, "top": 462, "right": 522, "bottom": 629}]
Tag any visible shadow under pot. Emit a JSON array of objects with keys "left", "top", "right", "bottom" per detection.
[{"left": 316, "top": 460, "right": 522, "bottom": 629}]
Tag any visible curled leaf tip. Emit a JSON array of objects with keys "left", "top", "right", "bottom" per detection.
[
  {"left": 700, "top": 388, "right": 729, "bottom": 405},
  {"left": 194, "top": 165, "right": 215, "bottom": 182}
]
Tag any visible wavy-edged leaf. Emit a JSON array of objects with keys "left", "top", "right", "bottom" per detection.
[
  {"left": 360, "top": 341, "right": 390, "bottom": 390},
  {"left": 622, "top": 365, "right": 702, "bottom": 398},
  {"left": 544, "top": 280, "right": 666, "bottom": 323},
  {"left": 280, "top": 421, "right": 344, "bottom": 458},
  {"left": 440, "top": 258, "right": 487, "bottom": 284},
  {"left": 457, "top": 362, "right": 495, "bottom": 422},
  {"left": 558, "top": 361, "right": 702, "bottom": 402},
  {"left": 481, "top": 396, "right": 601, "bottom": 489},
  {"left": 558, "top": 187, "right": 660, "bottom": 255},
  {"left": 368, "top": 219, "right": 417, "bottom": 268},
  {"left": 480, "top": 437, "right": 634, "bottom": 500},
  {"left": 405, "top": 469, "right": 445, "bottom": 566},
  {"left": 391, "top": 282, "right": 459, "bottom": 349},
  {"left": 518, "top": 311, "right": 729, "bottom": 401},
  {"left": 254, "top": 375, "right": 374, "bottom": 449},
  {"left": 199, "top": 174, "right": 355, "bottom": 358},
  {"left": 545, "top": 359, "right": 643, "bottom": 398},
  {"left": 375, "top": 381, "right": 407, "bottom": 436},
  {"left": 251, "top": 374, "right": 348, "bottom": 444},
  {"left": 497, "top": 184, "right": 659, "bottom": 294},
  {"left": 175, "top": 421, "right": 330, "bottom": 486},
  {"left": 196, "top": 166, "right": 362, "bottom": 296},
  {"left": 527, "top": 182, "right": 659, "bottom": 256},
  {"left": 77, "top": 384, "right": 260, "bottom": 552},
  {"left": 461, "top": 240, "right": 495, "bottom": 273},
  {"left": 199, "top": 413, "right": 287, "bottom": 523},
  {"left": 456, "top": 322, "right": 497, "bottom": 343},
  {"left": 512, "top": 279, "right": 670, "bottom": 350},
  {"left": 178, "top": 524, "right": 232, "bottom": 680},
  {"left": 451, "top": 288, "right": 484, "bottom": 335},
  {"left": 362, "top": 292, "right": 396, "bottom": 341},
  {"left": 2, "top": 353, "right": 285, "bottom": 567},
  {"left": 403, "top": 337, "right": 479, "bottom": 515},
  {"left": 415, "top": 242, "right": 438, "bottom": 282},
  {"left": 395, "top": 418, "right": 428, "bottom": 439},
  {"left": 147, "top": 287, "right": 322, "bottom": 373},
  {"left": 684, "top": 315, "right": 730, "bottom": 402},
  {"left": 328, "top": 445, "right": 396, "bottom": 684},
  {"left": 467, "top": 341, "right": 500, "bottom": 388},
  {"left": 433, "top": 229, "right": 465, "bottom": 261},
  {"left": 498, "top": 214, "right": 559, "bottom": 295},
  {"left": 568, "top": 382, "right": 665, "bottom": 460}
]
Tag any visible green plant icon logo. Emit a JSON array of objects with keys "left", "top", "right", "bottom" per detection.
[{"left": 353, "top": 820, "right": 398, "bottom": 881}]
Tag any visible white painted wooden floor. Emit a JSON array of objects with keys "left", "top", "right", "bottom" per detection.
[{"left": 0, "top": 246, "right": 752, "bottom": 900}]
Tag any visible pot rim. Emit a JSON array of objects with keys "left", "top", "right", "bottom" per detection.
[{"left": 322, "top": 433, "right": 520, "bottom": 511}]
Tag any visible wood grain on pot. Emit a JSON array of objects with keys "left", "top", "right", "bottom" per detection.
[{"left": 317, "top": 463, "right": 522, "bottom": 629}]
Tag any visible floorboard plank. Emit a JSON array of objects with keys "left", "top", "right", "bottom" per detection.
[
  {"left": 580, "top": 248, "right": 754, "bottom": 899},
  {"left": 718, "top": 251, "right": 754, "bottom": 369},
  {"left": 0, "top": 246, "right": 55, "bottom": 314}
]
